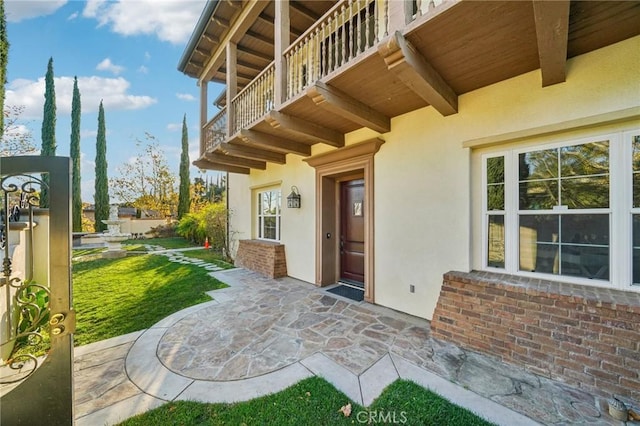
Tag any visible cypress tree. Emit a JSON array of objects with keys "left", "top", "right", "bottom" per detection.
[
  {"left": 94, "top": 100, "right": 109, "bottom": 232},
  {"left": 0, "top": 0, "right": 9, "bottom": 135},
  {"left": 70, "top": 76, "right": 82, "bottom": 231},
  {"left": 40, "top": 57, "right": 56, "bottom": 208},
  {"left": 177, "top": 114, "right": 190, "bottom": 219}
]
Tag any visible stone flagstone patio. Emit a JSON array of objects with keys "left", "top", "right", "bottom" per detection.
[{"left": 72, "top": 252, "right": 630, "bottom": 425}]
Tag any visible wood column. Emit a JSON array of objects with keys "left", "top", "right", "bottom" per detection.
[
  {"left": 199, "top": 80, "right": 208, "bottom": 155},
  {"left": 274, "top": 0, "right": 290, "bottom": 107},
  {"left": 226, "top": 41, "right": 237, "bottom": 138}
]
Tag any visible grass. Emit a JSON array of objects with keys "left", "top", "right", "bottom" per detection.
[
  {"left": 72, "top": 253, "right": 227, "bottom": 346},
  {"left": 118, "top": 377, "right": 495, "bottom": 426},
  {"left": 179, "top": 249, "right": 235, "bottom": 269},
  {"left": 136, "top": 237, "right": 199, "bottom": 249}
]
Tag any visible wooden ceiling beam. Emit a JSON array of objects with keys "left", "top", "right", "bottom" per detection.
[
  {"left": 266, "top": 111, "right": 344, "bottom": 148},
  {"left": 240, "top": 129, "right": 311, "bottom": 157},
  {"left": 378, "top": 31, "right": 458, "bottom": 116},
  {"left": 290, "top": 1, "right": 322, "bottom": 24},
  {"left": 307, "top": 82, "right": 391, "bottom": 133},
  {"left": 204, "top": 151, "right": 267, "bottom": 170},
  {"left": 193, "top": 158, "right": 250, "bottom": 174},
  {"left": 223, "top": 142, "right": 287, "bottom": 164},
  {"left": 237, "top": 46, "right": 273, "bottom": 63},
  {"left": 533, "top": 0, "right": 570, "bottom": 87},
  {"left": 245, "top": 30, "right": 274, "bottom": 46}
]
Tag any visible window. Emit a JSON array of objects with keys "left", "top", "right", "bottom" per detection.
[
  {"left": 482, "top": 129, "right": 639, "bottom": 290},
  {"left": 633, "top": 135, "right": 640, "bottom": 284},
  {"left": 257, "top": 189, "right": 281, "bottom": 241}
]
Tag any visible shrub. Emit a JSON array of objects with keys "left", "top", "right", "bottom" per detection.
[
  {"left": 175, "top": 213, "right": 206, "bottom": 244},
  {"left": 147, "top": 222, "right": 177, "bottom": 238},
  {"left": 175, "top": 203, "right": 231, "bottom": 260}
]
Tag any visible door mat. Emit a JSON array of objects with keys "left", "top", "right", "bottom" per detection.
[{"left": 326, "top": 285, "right": 364, "bottom": 302}]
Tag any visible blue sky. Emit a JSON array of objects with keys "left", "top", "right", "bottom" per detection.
[{"left": 5, "top": 0, "right": 225, "bottom": 202}]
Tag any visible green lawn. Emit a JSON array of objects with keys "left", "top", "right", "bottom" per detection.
[
  {"left": 179, "top": 249, "right": 235, "bottom": 269},
  {"left": 72, "top": 253, "right": 227, "bottom": 346},
  {"left": 135, "top": 237, "right": 199, "bottom": 249},
  {"left": 119, "top": 377, "right": 494, "bottom": 426}
]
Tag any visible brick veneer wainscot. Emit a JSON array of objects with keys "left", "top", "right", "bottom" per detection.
[
  {"left": 234, "top": 239, "right": 287, "bottom": 279},
  {"left": 431, "top": 271, "right": 640, "bottom": 402}
]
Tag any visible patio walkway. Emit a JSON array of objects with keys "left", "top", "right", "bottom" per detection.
[{"left": 74, "top": 253, "right": 628, "bottom": 425}]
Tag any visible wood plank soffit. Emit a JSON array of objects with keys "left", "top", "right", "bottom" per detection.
[
  {"left": 192, "top": 157, "right": 250, "bottom": 174},
  {"left": 304, "top": 138, "right": 385, "bottom": 168},
  {"left": 533, "top": 0, "right": 570, "bottom": 87},
  {"left": 378, "top": 31, "right": 458, "bottom": 116},
  {"left": 239, "top": 129, "right": 311, "bottom": 157},
  {"left": 204, "top": 151, "right": 266, "bottom": 169},
  {"left": 266, "top": 111, "right": 345, "bottom": 148},
  {"left": 306, "top": 82, "right": 391, "bottom": 134},
  {"left": 222, "top": 142, "right": 287, "bottom": 164}
]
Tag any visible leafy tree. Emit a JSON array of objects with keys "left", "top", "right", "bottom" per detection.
[
  {"left": 94, "top": 101, "right": 109, "bottom": 232},
  {"left": 177, "top": 114, "right": 190, "bottom": 219},
  {"left": 1, "top": 105, "right": 36, "bottom": 155},
  {"left": 0, "top": 0, "right": 8, "bottom": 136},
  {"left": 70, "top": 77, "right": 82, "bottom": 231},
  {"left": 110, "top": 133, "right": 176, "bottom": 218},
  {"left": 40, "top": 57, "right": 56, "bottom": 208}
]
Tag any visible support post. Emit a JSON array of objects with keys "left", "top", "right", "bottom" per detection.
[
  {"left": 226, "top": 42, "right": 238, "bottom": 137},
  {"left": 274, "top": 0, "right": 290, "bottom": 107}
]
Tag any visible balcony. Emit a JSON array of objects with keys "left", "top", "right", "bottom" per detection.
[{"left": 186, "top": 0, "right": 640, "bottom": 173}]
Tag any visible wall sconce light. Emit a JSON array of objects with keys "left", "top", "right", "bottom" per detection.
[{"left": 287, "top": 186, "right": 301, "bottom": 208}]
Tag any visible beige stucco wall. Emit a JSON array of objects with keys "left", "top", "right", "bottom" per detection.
[{"left": 228, "top": 36, "right": 640, "bottom": 320}]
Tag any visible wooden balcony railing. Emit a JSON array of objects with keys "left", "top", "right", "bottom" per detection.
[
  {"left": 230, "top": 62, "right": 275, "bottom": 135},
  {"left": 203, "top": 106, "right": 227, "bottom": 153},
  {"left": 284, "top": 0, "right": 388, "bottom": 99}
]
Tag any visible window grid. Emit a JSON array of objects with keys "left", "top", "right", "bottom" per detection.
[
  {"left": 482, "top": 130, "right": 639, "bottom": 291},
  {"left": 257, "top": 189, "right": 281, "bottom": 241}
]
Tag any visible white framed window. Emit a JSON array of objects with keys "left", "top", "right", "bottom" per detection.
[
  {"left": 482, "top": 128, "right": 639, "bottom": 291},
  {"left": 257, "top": 189, "right": 281, "bottom": 241}
]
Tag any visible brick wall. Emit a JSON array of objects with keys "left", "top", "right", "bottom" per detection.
[
  {"left": 234, "top": 239, "right": 287, "bottom": 278},
  {"left": 431, "top": 271, "right": 640, "bottom": 402}
]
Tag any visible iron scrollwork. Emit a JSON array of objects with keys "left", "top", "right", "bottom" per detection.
[{"left": 0, "top": 175, "right": 49, "bottom": 385}]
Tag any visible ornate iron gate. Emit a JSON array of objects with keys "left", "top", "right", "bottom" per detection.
[{"left": 0, "top": 156, "right": 75, "bottom": 425}]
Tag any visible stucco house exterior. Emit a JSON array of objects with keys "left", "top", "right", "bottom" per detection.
[{"left": 179, "top": 1, "right": 640, "bottom": 402}]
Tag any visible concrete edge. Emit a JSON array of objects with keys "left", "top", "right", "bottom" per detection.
[
  {"left": 74, "top": 330, "right": 145, "bottom": 357},
  {"left": 300, "top": 352, "right": 363, "bottom": 405},
  {"left": 359, "top": 354, "right": 399, "bottom": 406},
  {"left": 151, "top": 300, "right": 219, "bottom": 329},
  {"left": 176, "top": 362, "right": 314, "bottom": 404},
  {"left": 75, "top": 393, "right": 166, "bottom": 426},
  {"left": 390, "top": 354, "right": 541, "bottom": 426}
]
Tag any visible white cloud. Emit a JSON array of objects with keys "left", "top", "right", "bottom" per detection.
[
  {"left": 6, "top": 76, "right": 157, "bottom": 119},
  {"left": 144, "top": 52, "right": 151, "bottom": 61},
  {"left": 96, "top": 58, "right": 125, "bottom": 75},
  {"left": 67, "top": 11, "right": 79, "bottom": 21},
  {"left": 176, "top": 93, "right": 196, "bottom": 102},
  {"left": 167, "top": 123, "right": 181, "bottom": 132},
  {"left": 80, "top": 129, "right": 98, "bottom": 140},
  {"left": 82, "top": 0, "right": 207, "bottom": 44},
  {"left": 5, "top": 0, "right": 67, "bottom": 22},
  {"left": 137, "top": 65, "right": 149, "bottom": 74}
]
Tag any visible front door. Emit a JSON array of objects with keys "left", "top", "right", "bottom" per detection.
[{"left": 340, "top": 179, "right": 365, "bottom": 286}]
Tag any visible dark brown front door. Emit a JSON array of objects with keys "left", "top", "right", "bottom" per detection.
[{"left": 340, "top": 179, "right": 365, "bottom": 286}]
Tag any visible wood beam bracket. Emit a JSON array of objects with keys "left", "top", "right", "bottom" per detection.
[
  {"left": 222, "top": 142, "right": 287, "bottom": 164},
  {"left": 533, "top": 0, "right": 570, "bottom": 87},
  {"left": 266, "top": 111, "right": 344, "bottom": 148},
  {"left": 205, "top": 151, "right": 266, "bottom": 170},
  {"left": 193, "top": 157, "right": 250, "bottom": 174},
  {"left": 306, "top": 82, "right": 391, "bottom": 134},
  {"left": 239, "top": 129, "right": 311, "bottom": 157},
  {"left": 378, "top": 31, "right": 458, "bottom": 116}
]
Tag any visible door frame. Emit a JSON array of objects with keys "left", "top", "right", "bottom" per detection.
[{"left": 304, "top": 138, "right": 384, "bottom": 303}]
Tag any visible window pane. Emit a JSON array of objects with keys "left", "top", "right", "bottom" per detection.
[
  {"left": 519, "top": 215, "right": 559, "bottom": 273},
  {"left": 262, "top": 191, "right": 278, "bottom": 215},
  {"left": 258, "top": 217, "right": 263, "bottom": 238},
  {"left": 487, "top": 156, "right": 504, "bottom": 184},
  {"left": 263, "top": 216, "right": 277, "bottom": 240},
  {"left": 561, "top": 176, "right": 609, "bottom": 209},
  {"left": 633, "top": 135, "right": 640, "bottom": 172},
  {"left": 634, "top": 215, "right": 640, "bottom": 285},
  {"left": 519, "top": 180, "right": 558, "bottom": 210},
  {"left": 634, "top": 173, "right": 640, "bottom": 208},
  {"left": 520, "top": 149, "right": 558, "bottom": 180},
  {"left": 560, "top": 141, "right": 608, "bottom": 177},
  {"left": 560, "top": 246, "right": 609, "bottom": 280},
  {"left": 488, "top": 215, "right": 505, "bottom": 268},
  {"left": 560, "top": 214, "right": 609, "bottom": 245},
  {"left": 487, "top": 184, "right": 504, "bottom": 211}
]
